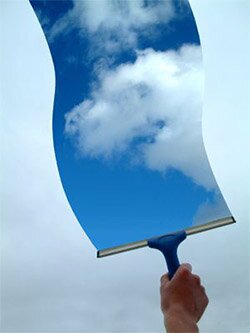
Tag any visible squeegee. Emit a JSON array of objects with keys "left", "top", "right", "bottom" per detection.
[
  {"left": 98, "top": 217, "right": 235, "bottom": 278},
  {"left": 30, "top": 0, "right": 236, "bottom": 279}
]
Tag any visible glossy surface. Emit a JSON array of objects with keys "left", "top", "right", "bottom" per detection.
[{"left": 31, "top": 0, "right": 232, "bottom": 250}]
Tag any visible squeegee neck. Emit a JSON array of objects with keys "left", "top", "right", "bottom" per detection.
[{"left": 148, "top": 231, "right": 187, "bottom": 279}]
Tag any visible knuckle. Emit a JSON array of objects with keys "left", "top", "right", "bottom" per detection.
[
  {"left": 200, "top": 285, "right": 206, "bottom": 293},
  {"left": 179, "top": 266, "right": 191, "bottom": 279},
  {"left": 181, "top": 263, "right": 192, "bottom": 272},
  {"left": 193, "top": 274, "right": 201, "bottom": 285}
]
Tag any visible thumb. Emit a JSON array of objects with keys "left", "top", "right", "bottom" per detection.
[{"left": 172, "top": 263, "right": 192, "bottom": 280}]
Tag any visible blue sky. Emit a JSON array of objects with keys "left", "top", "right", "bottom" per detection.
[{"left": 30, "top": 0, "right": 231, "bottom": 250}]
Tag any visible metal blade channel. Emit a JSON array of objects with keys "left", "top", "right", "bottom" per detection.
[{"left": 97, "top": 216, "right": 235, "bottom": 258}]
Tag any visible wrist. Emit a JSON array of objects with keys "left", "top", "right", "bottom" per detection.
[{"left": 163, "top": 308, "right": 198, "bottom": 333}]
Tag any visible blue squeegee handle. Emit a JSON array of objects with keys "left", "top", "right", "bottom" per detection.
[{"left": 148, "top": 231, "right": 187, "bottom": 279}]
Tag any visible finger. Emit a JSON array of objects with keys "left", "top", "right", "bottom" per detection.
[
  {"left": 178, "top": 263, "right": 192, "bottom": 277},
  {"left": 200, "top": 285, "right": 206, "bottom": 294},
  {"left": 181, "top": 263, "right": 192, "bottom": 272},
  {"left": 197, "top": 291, "right": 209, "bottom": 322},
  {"left": 193, "top": 274, "right": 201, "bottom": 285},
  {"left": 161, "top": 273, "right": 170, "bottom": 284},
  {"left": 172, "top": 263, "right": 192, "bottom": 281},
  {"left": 204, "top": 293, "right": 209, "bottom": 307}
]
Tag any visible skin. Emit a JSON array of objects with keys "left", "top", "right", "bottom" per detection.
[{"left": 160, "top": 263, "right": 209, "bottom": 333}]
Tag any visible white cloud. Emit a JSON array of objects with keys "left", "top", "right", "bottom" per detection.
[
  {"left": 193, "top": 194, "right": 231, "bottom": 225},
  {"left": 74, "top": 0, "right": 174, "bottom": 32},
  {"left": 49, "top": 0, "right": 175, "bottom": 53},
  {"left": 65, "top": 44, "right": 216, "bottom": 190}
]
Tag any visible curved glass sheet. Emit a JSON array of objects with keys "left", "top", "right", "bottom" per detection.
[{"left": 31, "top": 0, "right": 232, "bottom": 251}]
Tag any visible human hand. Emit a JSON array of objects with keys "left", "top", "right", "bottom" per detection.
[{"left": 160, "top": 263, "right": 209, "bottom": 333}]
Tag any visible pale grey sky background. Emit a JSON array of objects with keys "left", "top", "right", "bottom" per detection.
[{"left": 1, "top": 0, "right": 249, "bottom": 332}]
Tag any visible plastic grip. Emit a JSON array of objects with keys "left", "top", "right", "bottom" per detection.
[{"left": 148, "top": 231, "right": 187, "bottom": 279}]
